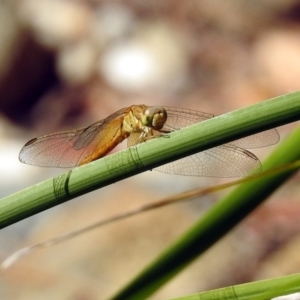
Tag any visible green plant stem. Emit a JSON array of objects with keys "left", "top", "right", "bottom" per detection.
[
  {"left": 172, "top": 273, "right": 300, "bottom": 300},
  {"left": 0, "top": 92, "right": 300, "bottom": 229}
]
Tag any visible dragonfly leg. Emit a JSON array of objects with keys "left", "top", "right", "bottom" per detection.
[{"left": 143, "top": 130, "right": 171, "bottom": 142}]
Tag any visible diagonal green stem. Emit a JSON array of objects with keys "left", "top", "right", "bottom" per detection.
[{"left": 0, "top": 92, "right": 299, "bottom": 230}]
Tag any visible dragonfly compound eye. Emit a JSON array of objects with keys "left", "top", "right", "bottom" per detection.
[{"left": 142, "top": 106, "right": 167, "bottom": 130}]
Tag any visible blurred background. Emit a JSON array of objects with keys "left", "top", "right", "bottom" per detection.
[{"left": 1, "top": 0, "right": 300, "bottom": 299}]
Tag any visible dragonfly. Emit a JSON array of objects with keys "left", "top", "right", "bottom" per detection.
[{"left": 19, "top": 105, "right": 280, "bottom": 177}]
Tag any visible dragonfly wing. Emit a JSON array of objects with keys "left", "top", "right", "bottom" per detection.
[
  {"left": 73, "top": 121, "right": 104, "bottom": 150},
  {"left": 164, "top": 106, "right": 213, "bottom": 131},
  {"left": 164, "top": 107, "right": 279, "bottom": 148},
  {"left": 19, "top": 128, "right": 93, "bottom": 167},
  {"left": 73, "top": 106, "right": 130, "bottom": 150},
  {"left": 155, "top": 144, "right": 262, "bottom": 177},
  {"left": 19, "top": 107, "right": 130, "bottom": 167},
  {"left": 127, "top": 132, "right": 141, "bottom": 148},
  {"left": 229, "top": 129, "right": 280, "bottom": 148}
]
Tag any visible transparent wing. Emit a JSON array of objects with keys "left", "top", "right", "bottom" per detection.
[
  {"left": 127, "top": 106, "right": 278, "bottom": 177},
  {"left": 19, "top": 107, "right": 130, "bottom": 167},
  {"left": 164, "top": 106, "right": 280, "bottom": 148},
  {"left": 19, "top": 127, "right": 96, "bottom": 167},
  {"left": 155, "top": 145, "right": 262, "bottom": 177},
  {"left": 127, "top": 132, "right": 141, "bottom": 148},
  {"left": 163, "top": 106, "right": 214, "bottom": 130}
]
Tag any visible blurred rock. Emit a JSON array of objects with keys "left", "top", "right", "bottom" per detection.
[
  {"left": 254, "top": 232, "right": 300, "bottom": 280},
  {"left": 19, "top": 0, "right": 91, "bottom": 49},
  {"left": 99, "top": 21, "right": 189, "bottom": 93},
  {"left": 90, "top": 4, "right": 135, "bottom": 48},
  {"left": 0, "top": 2, "right": 21, "bottom": 81},
  {"left": 253, "top": 28, "right": 300, "bottom": 94},
  {"left": 57, "top": 39, "right": 98, "bottom": 84},
  {"left": 0, "top": 34, "right": 57, "bottom": 122}
]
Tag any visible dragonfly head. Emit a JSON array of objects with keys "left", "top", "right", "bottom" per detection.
[{"left": 142, "top": 106, "right": 167, "bottom": 130}]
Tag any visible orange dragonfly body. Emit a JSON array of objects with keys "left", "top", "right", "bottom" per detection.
[{"left": 19, "top": 105, "right": 280, "bottom": 177}]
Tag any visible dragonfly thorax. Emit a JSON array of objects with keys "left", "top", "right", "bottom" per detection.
[
  {"left": 122, "top": 109, "right": 145, "bottom": 134},
  {"left": 123, "top": 105, "right": 168, "bottom": 135}
]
